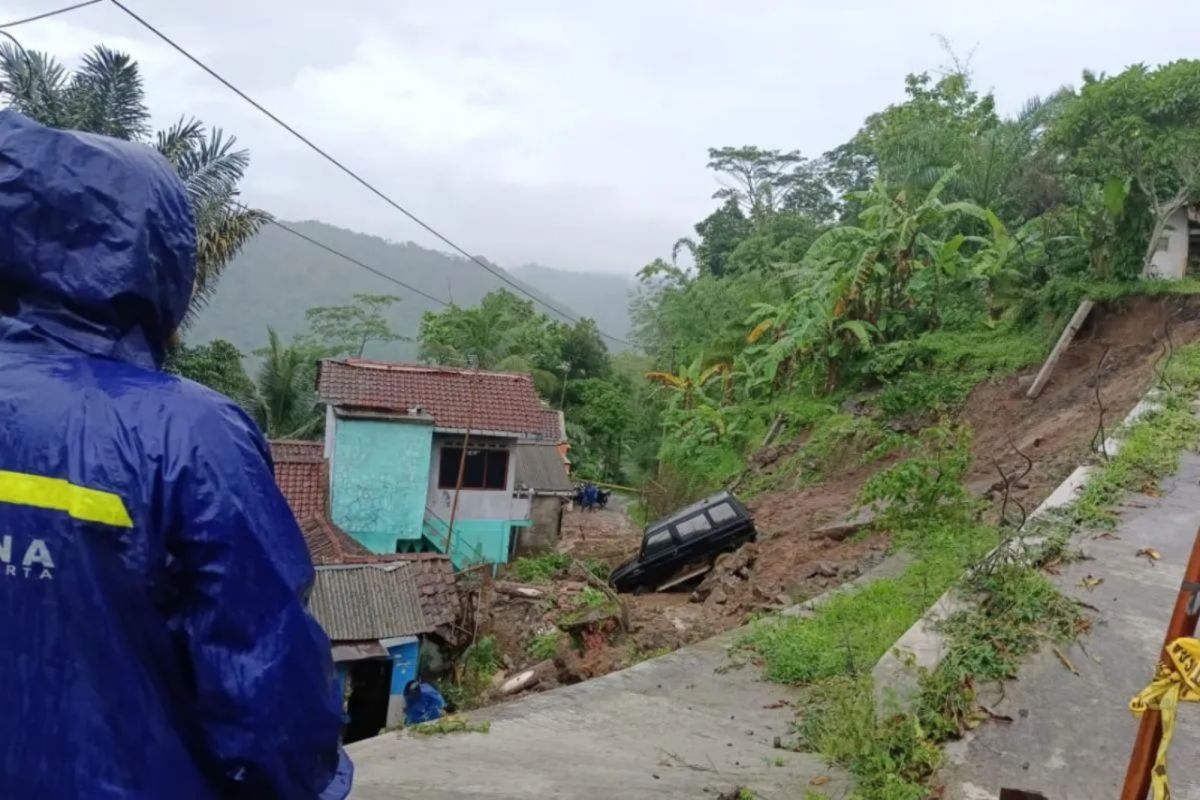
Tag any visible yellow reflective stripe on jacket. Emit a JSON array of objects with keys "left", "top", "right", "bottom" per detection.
[{"left": 0, "top": 470, "right": 133, "bottom": 528}]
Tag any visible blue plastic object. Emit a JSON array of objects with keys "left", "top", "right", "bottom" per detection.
[{"left": 404, "top": 681, "right": 446, "bottom": 725}]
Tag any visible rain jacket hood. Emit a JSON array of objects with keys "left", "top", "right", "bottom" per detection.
[
  {"left": 0, "top": 109, "right": 196, "bottom": 368},
  {"left": 0, "top": 111, "right": 351, "bottom": 799}
]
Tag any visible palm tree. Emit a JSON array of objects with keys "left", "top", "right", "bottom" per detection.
[
  {"left": 0, "top": 43, "right": 268, "bottom": 324},
  {"left": 254, "top": 328, "right": 322, "bottom": 439}
]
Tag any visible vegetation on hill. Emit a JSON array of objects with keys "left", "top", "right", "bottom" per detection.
[{"left": 628, "top": 56, "right": 1200, "bottom": 507}]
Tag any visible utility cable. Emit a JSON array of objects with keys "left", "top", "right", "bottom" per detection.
[{"left": 105, "top": 0, "right": 633, "bottom": 346}]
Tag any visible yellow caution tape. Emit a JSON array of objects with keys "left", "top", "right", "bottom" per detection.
[{"left": 1130, "top": 637, "right": 1200, "bottom": 800}]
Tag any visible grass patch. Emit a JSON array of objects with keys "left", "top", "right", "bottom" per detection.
[
  {"left": 742, "top": 544, "right": 980, "bottom": 684},
  {"left": 870, "top": 324, "right": 1052, "bottom": 419},
  {"left": 440, "top": 636, "right": 502, "bottom": 711},
  {"left": 747, "top": 340, "right": 1200, "bottom": 799},
  {"left": 409, "top": 715, "right": 491, "bottom": 736},
  {"left": 507, "top": 552, "right": 571, "bottom": 584},
  {"left": 527, "top": 630, "right": 562, "bottom": 661}
]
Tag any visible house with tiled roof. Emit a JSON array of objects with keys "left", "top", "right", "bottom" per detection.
[
  {"left": 271, "top": 438, "right": 465, "bottom": 741},
  {"left": 315, "top": 358, "right": 549, "bottom": 568}
]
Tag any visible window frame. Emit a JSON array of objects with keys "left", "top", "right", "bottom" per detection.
[{"left": 437, "top": 445, "right": 510, "bottom": 491}]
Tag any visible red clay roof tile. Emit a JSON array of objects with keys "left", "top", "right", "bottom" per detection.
[
  {"left": 271, "top": 441, "right": 327, "bottom": 520},
  {"left": 316, "top": 359, "right": 543, "bottom": 436}
]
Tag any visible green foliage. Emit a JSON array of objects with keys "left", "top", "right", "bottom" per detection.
[
  {"left": 1049, "top": 60, "right": 1200, "bottom": 277},
  {"left": 445, "top": 636, "right": 503, "bottom": 711},
  {"left": 567, "top": 377, "right": 634, "bottom": 481},
  {"left": 164, "top": 339, "right": 258, "bottom": 415},
  {"left": 859, "top": 426, "right": 973, "bottom": 528},
  {"left": 795, "top": 677, "right": 938, "bottom": 800},
  {"left": 253, "top": 328, "right": 323, "bottom": 439},
  {"left": 527, "top": 631, "right": 562, "bottom": 661},
  {"left": 578, "top": 586, "right": 608, "bottom": 608},
  {"left": 1071, "top": 343, "right": 1200, "bottom": 525},
  {"left": 0, "top": 43, "right": 267, "bottom": 324},
  {"left": 304, "top": 293, "right": 406, "bottom": 357},
  {"left": 408, "top": 716, "right": 491, "bottom": 736},
  {"left": 507, "top": 553, "right": 571, "bottom": 584},
  {"left": 739, "top": 531, "right": 988, "bottom": 685}
]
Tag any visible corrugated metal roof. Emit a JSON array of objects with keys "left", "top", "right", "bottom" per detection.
[
  {"left": 514, "top": 443, "right": 573, "bottom": 494},
  {"left": 309, "top": 563, "right": 432, "bottom": 641}
]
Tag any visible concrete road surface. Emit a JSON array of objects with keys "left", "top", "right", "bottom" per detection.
[
  {"left": 347, "top": 628, "right": 850, "bottom": 799},
  {"left": 940, "top": 450, "right": 1200, "bottom": 799}
]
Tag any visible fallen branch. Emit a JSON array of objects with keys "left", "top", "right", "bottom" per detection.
[
  {"left": 493, "top": 581, "right": 546, "bottom": 599},
  {"left": 1053, "top": 645, "right": 1080, "bottom": 676},
  {"left": 572, "top": 558, "right": 629, "bottom": 632}
]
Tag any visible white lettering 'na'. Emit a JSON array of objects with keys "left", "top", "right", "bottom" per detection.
[
  {"left": 0, "top": 535, "right": 10, "bottom": 564},
  {"left": 21, "top": 539, "right": 54, "bottom": 570}
]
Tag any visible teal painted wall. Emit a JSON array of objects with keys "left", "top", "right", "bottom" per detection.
[
  {"left": 423, "top": 517, "right": 529, "bottom": 569},
  {"left": 331, "top": 419, "right": 433, "bottom": 553}
]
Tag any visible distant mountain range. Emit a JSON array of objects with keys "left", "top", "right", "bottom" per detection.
[{"left": 185, "top": 220, "right": 637, "bottom": 360}]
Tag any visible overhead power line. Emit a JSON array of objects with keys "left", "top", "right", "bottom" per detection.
[
  {"left": 0, "top": 0, "right": 102, "bottom": 29},
  {"left": 102, "top": 0, "right": 633, "bottom": 347}
]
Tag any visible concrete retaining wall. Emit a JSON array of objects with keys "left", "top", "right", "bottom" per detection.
[{"left": 871, "top": 388, "right": 1165, "bottom": 714}]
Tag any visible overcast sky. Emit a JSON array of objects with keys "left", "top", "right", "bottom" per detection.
[{"left": 4, "top": 1, "right": 1194, "bottom": 275}]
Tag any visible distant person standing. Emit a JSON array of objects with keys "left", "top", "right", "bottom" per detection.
[
  {"left": 583, "top": 483, "right": 600, "bottom": 511},
  {"left": 0, "top": 111, "right": 351, "bottom": 798}
]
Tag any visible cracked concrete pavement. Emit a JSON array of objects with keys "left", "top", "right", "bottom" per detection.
[{"left": 939, "top": 450, "right": 1200, "bottom": 799}]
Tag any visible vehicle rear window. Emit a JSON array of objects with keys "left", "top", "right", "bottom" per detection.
[
  {"left": 644, "top": 529, "right": 673, "bottom": 552},
  {"left": 708, "top": 502, "right": 738, "bottom": 524},
  {"left": 675, "top": 514, "right": 712, "bottom": 539}
]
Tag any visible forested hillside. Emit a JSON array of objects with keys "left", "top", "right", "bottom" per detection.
[{"left": 185, "top": 221, "right": 633, "bottom": 360}]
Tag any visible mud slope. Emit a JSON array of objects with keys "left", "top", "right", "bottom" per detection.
[{"left": 964, "top": 294, "right": 1200, "bottom": 516}]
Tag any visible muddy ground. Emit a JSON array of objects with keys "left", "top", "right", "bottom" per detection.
[{"left": 476, "top": 294, "right": 1200, "bottom": 705}]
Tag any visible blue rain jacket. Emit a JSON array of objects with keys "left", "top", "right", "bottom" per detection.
[{"left": 0, "top": 111, "right": 351, "bottom": 799}]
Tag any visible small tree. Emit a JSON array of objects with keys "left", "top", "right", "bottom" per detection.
[
  {"left": 1049, "top": 61, "right": 1200, "bottom": 277},
  {"left": 304, "top": 293, "right": 405, "bottom": 357}
]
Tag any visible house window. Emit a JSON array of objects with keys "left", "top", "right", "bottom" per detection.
[{"left": 438, "top": 447, "right": 509, "bottom": 490}]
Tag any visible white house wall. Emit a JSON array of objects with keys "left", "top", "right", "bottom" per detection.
[
  {"left": 1148, "top": 207, "right": 1190, "bottom": 280},
  {"left": 426, "top": 435, "right": 532, "bottom": 522}
]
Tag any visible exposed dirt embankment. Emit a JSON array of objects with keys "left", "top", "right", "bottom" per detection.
[
  {"left": 477, "top": 294, "right": 1200, "bottom": 705},
  {"left": 964, "top": 294, "right": 1200, "bottom": 516}
]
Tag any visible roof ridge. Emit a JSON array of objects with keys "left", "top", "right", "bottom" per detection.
[{"left": 330, "top": 358, "right": 535, "bottom": 382}]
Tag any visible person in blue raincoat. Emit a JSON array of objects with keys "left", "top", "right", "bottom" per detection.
[{"left": 0, "top": 111, "right": 351, "bottom": 798}]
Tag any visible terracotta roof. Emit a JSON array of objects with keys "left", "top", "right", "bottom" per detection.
[
  {"left": 297, "top": 515, "right": 459, "bottom": 634},
  {"left": 299, "top": 515, "right": 373, "bottom": 565},
  {"left": 271, "top": 441, "right": 327, "bottom": 520},
  {"left": 270, "top": 440, "right": 323, "bottom": 463},
  {"left": 316, "top": 359, "right": 543, "bottom": 437},
  {"left": 537, "top": 407, "right": 566, "bottom": 443},
  {"left": 309, "top": 563, "right": 431, "bottom": 641}
]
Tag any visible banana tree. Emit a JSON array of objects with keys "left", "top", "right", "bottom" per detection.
[{"left": 645, "top": 356, "right": 731, "bottom": 409}]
